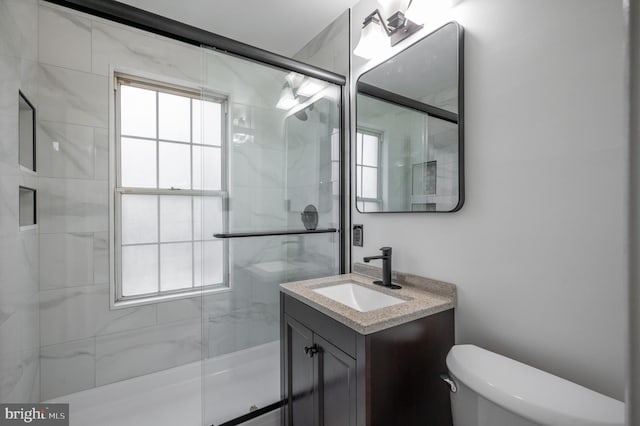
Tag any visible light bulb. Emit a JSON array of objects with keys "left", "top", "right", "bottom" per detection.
[{"left": 354, "top": 18, "right": 388, "bottom": 59}]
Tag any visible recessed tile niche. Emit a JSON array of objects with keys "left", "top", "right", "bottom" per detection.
[
  {"left": 19, "top": 186, "right": 36, "bottom": 228},
  {"left": 18, "top": 91, "right": 36, "bottom": 230},
  {"left": 19, "top": 91, "right": 35, "bottom": 172}
]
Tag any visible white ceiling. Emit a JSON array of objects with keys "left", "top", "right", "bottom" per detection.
[{"left": 116, "top": 0, "right": 358, "bottom": 57}]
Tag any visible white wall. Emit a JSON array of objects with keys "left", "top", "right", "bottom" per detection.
[
  {"left": 294, "top": 9, "right": 350, "bottom": 76},
  {"left": 351, "top": 0, "right": 627, "bottom": 399}
]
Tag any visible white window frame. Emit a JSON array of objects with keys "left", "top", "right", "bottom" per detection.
[
  {"left": 355, "top": 127, "right": 383, "bottom": 211},
  {"left": 110, "top": 72, "right": 230, "bottom": 309}
]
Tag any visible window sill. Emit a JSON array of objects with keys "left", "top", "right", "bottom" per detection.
[{"left": 111, "top": 284, "right": 230, "bottom": 310}]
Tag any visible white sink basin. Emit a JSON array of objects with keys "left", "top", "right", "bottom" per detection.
[{"left": 312, "top": 282, "right": 405, "bottom": 312}]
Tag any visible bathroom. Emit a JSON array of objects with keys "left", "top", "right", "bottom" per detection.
[{"left": 0, "top": 0, "right": 636, "bottom": 425}]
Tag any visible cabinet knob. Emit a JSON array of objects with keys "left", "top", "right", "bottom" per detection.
[{"left": 304, "top": 344, "right": 319, "bottom": 357}]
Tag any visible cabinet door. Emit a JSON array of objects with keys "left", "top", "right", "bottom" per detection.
[
  {"left": 315, "top": 335, "right": 357, "bottom": 426},
  {"left": 283, "top": 315, "right": 315, "bottom": 426}
]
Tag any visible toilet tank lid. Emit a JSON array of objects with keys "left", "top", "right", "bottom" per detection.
[{"left": 446, "top": 345, "right": 624, "bottom": 426}]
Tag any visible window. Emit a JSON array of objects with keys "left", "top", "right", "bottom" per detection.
[
  {"left": 113, "top": 74, "right": 228, "bottom": 305},
  {"left": 355, "top": 129, "right": 382, "bottom": 212}
]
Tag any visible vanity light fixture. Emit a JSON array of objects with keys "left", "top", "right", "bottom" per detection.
[
  {"left": 353, "top": 11, "right": 388, "bottom": 59},
  {"left": 353, "top": 0, "right": 423, "bottom": 59}
]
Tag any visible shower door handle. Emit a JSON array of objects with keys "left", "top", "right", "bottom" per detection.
[
  {"left": 214, "top": 228, "right": 337, "bottom": 239},
  {"left": 304, "top": 344, "right": 319, "bottom": 358}
]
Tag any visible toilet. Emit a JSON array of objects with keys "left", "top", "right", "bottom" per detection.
[{"left": 445, "top": 345, "right": 625, "bottom": 426}]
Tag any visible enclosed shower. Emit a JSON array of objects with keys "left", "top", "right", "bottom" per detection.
[{"left": 0, "top": 1, "right": 346, "bottom": 425}]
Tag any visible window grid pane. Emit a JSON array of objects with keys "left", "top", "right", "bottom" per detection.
[
  {"left": 120, "top": 85, "right": 157, "bottom": 139},
  {"left": 160, "top": 195, "right": 193, "bottom": 242},
  {"left": 362, "top": 134, "right": 378, "bottom": 167},
  {"left": 159, "top": 92, "right": 191, "bottom": 142},
  {"left": 362, "top": 167, "right": 378, "bottom": 199},
  {"left": 121, "top": 194, "right": 158, "bottom": 245},
  {"left": 193, "top": 146, "right": 222, "bottom": 190},
  {"left": 159, "top": 141, "right": 191, "bottom": 189},
  {"left": 122, "top": 245, "right": 158, "bottom": 297},
  {"left": 117, "top": 76, "right": 227, "bottom": 302},
  {"left": 194, "top": 240, "right": 224, "bottom": 287},
  {"left": 119, "top": 196, "right": 226, "bottom": 298},
  {"left": 356, "top": 130, "right": 381, "bottom": 204},
  {"left": 119, "top": 83, "right": 225, "bottom": 192},
  {"left": 121, "top": 137, "right": 157, "bottom": 188},
  {"left": 160, "top": 242, "right": 194, "bottom": 291},
  {"left": 193, "top": 99, "right": 223, "bottom": 146}
]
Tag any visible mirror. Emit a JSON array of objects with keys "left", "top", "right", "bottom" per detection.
[{"left": 355, "top": 22, "right": 463, "bottom": 213}]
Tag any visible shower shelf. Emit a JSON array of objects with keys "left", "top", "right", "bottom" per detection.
[{"left": 213, "top": 228, "right": 337, "bottom": 239}]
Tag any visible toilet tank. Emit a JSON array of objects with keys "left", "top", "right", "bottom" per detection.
[{"left": 446, "top": 345, "right": 624, "bottom": 426}]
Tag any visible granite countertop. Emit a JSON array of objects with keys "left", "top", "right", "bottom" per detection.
[{"left": 279, "top": 264, "right": 457, "bottom": 335}]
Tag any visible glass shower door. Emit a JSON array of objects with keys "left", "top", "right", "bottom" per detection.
[{"left": 197, "top": 47, "right": 342, "bottom": 426}]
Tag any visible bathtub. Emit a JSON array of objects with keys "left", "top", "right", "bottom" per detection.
[{"left": 46, "top": 341, "right": 281, "bottom": 426}]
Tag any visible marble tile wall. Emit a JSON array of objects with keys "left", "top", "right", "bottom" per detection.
[
  {"left": 201, "top": 40, "right": 344, "bottom": 365},
  {"left": 291, "top": 13, "right": 346, "bottom": 281},
  {"left": 0, "top": 0, "right": 343, "bottom": 404},
  {"left": 94, "top": 318, "right": 202, "bottom": 386},
  {"left": 200, "top": 22, "right": 293, "bottom": 372},
  {"left": 293, "top": 9, "right": 350, "bottom": 76},
  {"left": 207, "top": 232, "right": 340, "bottom": 359},
  {"left": 283, "top": 98, "right": 341, "bottom": 282},
  {"left": 227, "top": 118, "right": 340, "bottom": 346},
  {"left": 34, "top": 3, "right": 212, "bottom": 401},
  {"left": 285, "top": 99, "right": 340, "bottom": 228},
  {"left": 0, "top": 0, "right": 40, "bottom": 404},
  {"left": 35, "top": 2, "right": 306, "bottom": 402},
  {"left": 0, "top": 0, "right": 40, "bottom": 403},
  {"left": 29, "top": 0, "right": 345, "bottom": 402}
]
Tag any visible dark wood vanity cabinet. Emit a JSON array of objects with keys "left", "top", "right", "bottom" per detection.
[
  {"left": 284, "top": 315, "right": 357, "bottom": 426},
  {"left": 281, "top": 293, "right": 454, "bottom": 426}
]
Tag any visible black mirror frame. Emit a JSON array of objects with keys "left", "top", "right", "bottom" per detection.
[{"left": 354, "top": 21, "right": 464, "bottom": 214}]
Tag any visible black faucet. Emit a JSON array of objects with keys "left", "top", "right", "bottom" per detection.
[{"left": 363, "top": 247, "right": 401, "bottom": 289}]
